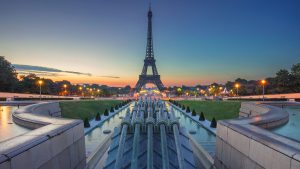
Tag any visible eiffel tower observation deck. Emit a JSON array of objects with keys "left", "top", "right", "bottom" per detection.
[{"left": 135, "top": 6, "right": 165, "bottom": 92}]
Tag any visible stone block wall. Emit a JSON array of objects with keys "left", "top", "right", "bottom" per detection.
[{"left": 215, "top": 102, "right": 300, "bottom": 169}]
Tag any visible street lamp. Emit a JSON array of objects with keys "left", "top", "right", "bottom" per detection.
[
  {"left": 79, "top": 86, "right": 83, "bottom": 96},
  {"left": 235, "top": 83, "right": 240, "bottom": 97},
  {"left": 38, "top": 80, "right": 43, "bottom": 101},
  {"left": 97, "top": 89, "right": 100, "bottom": 97},
  {"left": 261, "top": 79, "right": 266, "bottom": 101},
  {"left": 63, "top": 84, "right": 67, "bottom": 96},
  {"left": 89, "top": 88, "right": 93, "bottom": 96}
]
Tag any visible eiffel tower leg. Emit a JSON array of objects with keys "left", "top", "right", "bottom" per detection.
[{"left": 135, "top": 79, "right": 145, "bottom": 92}]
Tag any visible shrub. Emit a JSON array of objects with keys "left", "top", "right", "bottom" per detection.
[
  {"left": 115, "top": 104, "right": 119, "bottom": 110},
  {"left": 186, "top": 106, "right": 191, "bottom": 113},
  {"left": 182, "top": 105, "right": 185, "bottom": 110},
  {"left": 84, "top": 118, "right": 90, "bottom": 128},
  {"left": 210, "top": 117, "right": 217, "bottom": 128},
  {"left": 192, "top": 109, "right": 196, "bottom": 116},
  {"left": 104, "top": 109, "right": 109, "bottom": 116},
  {"left": 95, "top": 112, "right": 101, "bottom": 121},
  {"left": 110, "top": 107, "right": 114, "bottom": 113},
  {"left": 199, "top": 112, "right": 205, "bottom": 121}
]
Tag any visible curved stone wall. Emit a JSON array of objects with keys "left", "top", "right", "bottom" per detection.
[
  {"left": 215, "top": 102, "right": 300, "bottom": 169},
  {"left": 0, "top": 102, "right": 85, "bottom": 169}
]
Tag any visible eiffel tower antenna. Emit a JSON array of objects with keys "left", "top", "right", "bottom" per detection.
[{"left": 135, "top": 5, "right": 165, "bottom": 92}]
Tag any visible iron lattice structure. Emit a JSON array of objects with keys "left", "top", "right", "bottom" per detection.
[{"left": 135, "top": 7, "right": 165, "bottom": 92}]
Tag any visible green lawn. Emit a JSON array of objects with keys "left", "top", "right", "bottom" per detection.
[
  {"left": 60, "top": 100, "right": 122, "bottom": 120},
  {"left": 178, "top": 100, "right": 241, "bottom": 121}
]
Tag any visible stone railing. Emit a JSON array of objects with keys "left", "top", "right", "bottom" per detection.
[
  {"left": 215, "top": 102, "right": 300, "bottom": 169},
  {"left": 0, "top": 102, "right": 85, "bottom": 169}
]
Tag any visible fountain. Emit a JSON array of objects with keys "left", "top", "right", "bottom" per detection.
[{"left": 103, "top": 97, "right": 197, "bottom": 169}]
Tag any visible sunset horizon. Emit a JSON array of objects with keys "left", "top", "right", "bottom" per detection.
[
  {"left": 1, "top": 0, "right": 299, "bottom": 87},
  {"left": 1, "top": 1, "right": 300, "bottom": 169}
]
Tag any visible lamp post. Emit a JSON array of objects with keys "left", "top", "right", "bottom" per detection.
[
  {"left": 261, "top": 80, "right": 266, "bottom": 101},
  {"left": 97, "top": 89, "right": 100, "bottom": 97},
  {"left": 90, "top": 88, "right": 93, "bottom": 96},
  {"left": 235, "top": 84, "right": 240, "bottom": 98},
  {"left": 79, "top": 86, "right": 83, "bottom": 97},
  {"left": 63, "top": 84, "right": 67, "bottom": 96},
  {"left": 38, "top": 80, "right": 43, "bottom": 101}
]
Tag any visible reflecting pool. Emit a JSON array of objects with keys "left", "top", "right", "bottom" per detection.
[
  {"left": 85, "top": 103, "right": 134, "bottom": 157},
  {"left": 271, "top": 107, "right": 300, "bottom": 142},
  {"left": 0, "top": 106, "right": 30, "bottom": 142},
  {"left": 169, "top": 104, "right": 216, "bottom": 156},
  {"left": 85, "top": 102, "right": 216, "bottom": 157}
]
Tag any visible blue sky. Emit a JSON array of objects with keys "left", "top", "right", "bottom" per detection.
[{"left": 0, "top": 0, "right": 299, "bottom": 86}]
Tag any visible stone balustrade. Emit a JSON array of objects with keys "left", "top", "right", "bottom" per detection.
[
  {"left": 215, "top": 102, "right": 300, "bottom": 169},
  {"left": 0, "top": 102, "right": 85, "bottom": 169}
]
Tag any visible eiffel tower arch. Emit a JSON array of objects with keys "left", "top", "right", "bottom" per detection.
[{"left": 135, "top": 6, "right": 165, "bottom": 92}]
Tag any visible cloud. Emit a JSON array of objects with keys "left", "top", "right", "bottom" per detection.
[
  {"left": 13, "top": 64, "right": 91, "bottom": 76},
  {"left": 98, "top": 75, "right": 120, "bottom": 79},
  {"left": 13, "top": 64, "right": 120, "bottom": 79}
]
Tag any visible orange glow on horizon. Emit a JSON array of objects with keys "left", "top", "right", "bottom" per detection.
[{"left": 16, "top": 70, "right": 247, "bottom": 87}]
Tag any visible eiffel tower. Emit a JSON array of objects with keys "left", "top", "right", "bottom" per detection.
[{"left": 135, "top": 6, "right": 164, "bottom": 92}]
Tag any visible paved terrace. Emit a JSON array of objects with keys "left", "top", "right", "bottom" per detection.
[{"left": 232, "top": 93, "right": 300, "bottom": 99}]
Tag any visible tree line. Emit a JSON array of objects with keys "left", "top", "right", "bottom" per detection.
[
  {"left": 1, "top": 56, "right": 299, "bottom": 96},
  {"left": 0, "top": 56, "right": 131, "bottom": 96},
  {"left": 224, "top": 63, "right": 300, "bottom": 96}
]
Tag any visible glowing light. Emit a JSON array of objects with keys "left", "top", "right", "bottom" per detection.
[
  {"left": 38, "top": 80, "right": 43, "bottom": 85},
  {"left": 261, "top": 79, "right": 266, "bottom": 85},
  {"left": 235, "top": 83, "right": 240, "bottom": 88}
]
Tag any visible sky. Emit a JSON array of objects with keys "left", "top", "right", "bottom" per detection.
[{"left": 0, "top": 0, "right": 299, "bottom": 87}]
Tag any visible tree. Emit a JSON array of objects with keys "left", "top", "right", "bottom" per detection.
[
  {"left": 291, "top": 63, "right": 300, "bottom": 92},
  {"left": 104, "top": 109, "right": 109, "bottom": 116},
  {"left": 199, "top": 112, "right": 205, "bottom": 121},
  {"left": 95, "top": 112, "right": 101, "bottom": 121},
  {"left": 275, "top": 69, "right": 291, "bottom": 93},
  {"left": 210, "top": 117, "right": 217, "bottom": 128},
  {"left": 186, "top": 106, "right": 190, "bottom": 113},
  {"left": 18, "top": 74, "right": 39, "bottom": 93},
  {"left": 84, "top": 118, "right": 90, "bottom": 128},
  {"left": 192, "top": 109, "right": 196, "bottom": 116},
  {"left": 0, "top": 56, "right": 18, "bottom": 92}
]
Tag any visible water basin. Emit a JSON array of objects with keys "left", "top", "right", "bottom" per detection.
[{"left": 0, "top": 106, "right": 30, "bottom": 142}]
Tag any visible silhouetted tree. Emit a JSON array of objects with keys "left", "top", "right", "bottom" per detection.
[
  {"left": 192, "top": 109, "right": 196, "bottom": 116},
  {"left": 0, "top": 56, "right": 18, "bottom": 92},
  {"left": 104, "top": 109, "right": 109, "bottom": 116},
  {"left": 186, "top": 106, "right": 190, "bottom": 113},
  {"left": 84, "top": 118, "right": 90, "bottom": 128},
  {"left": 199, "top": 112, "right": 205, "bottom": 121},
  {"left": 95, "top": 112, "right": 101, "bottom": 121},
  {"left": 210, "top": 117, "right": 217, "bottom": 128}
]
